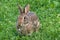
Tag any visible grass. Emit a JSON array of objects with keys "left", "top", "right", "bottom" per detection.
[{"left": 0, "top": 0, "right": 60, "bottom": 40}]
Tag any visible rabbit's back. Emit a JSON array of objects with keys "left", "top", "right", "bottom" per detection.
[
  {"left": 27, "top": 11, "right": 38, "bottom": 21},
  {"left": 27, "top": 11, "right": 40, "bottom": 32}
]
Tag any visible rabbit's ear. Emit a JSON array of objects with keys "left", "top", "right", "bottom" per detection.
[
  {"left": 18, "top": 4, "right": 23, "bottom": 14},
  {"left": 23, "top": 4, "right": 30, "bottom": 14}
]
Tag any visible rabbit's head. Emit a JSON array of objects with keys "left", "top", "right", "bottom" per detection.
[{"left": 17, "top": 4, "right": 30, "bottom": 25}]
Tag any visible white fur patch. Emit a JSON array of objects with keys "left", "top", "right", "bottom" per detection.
[
  {"left": 18, "top": 29, "right": 21, "bottom": 31},
  {"left": 37, "top": 22, "right": 39, "bottom": 26}
]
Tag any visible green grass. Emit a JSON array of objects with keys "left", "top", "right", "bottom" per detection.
[{"left": 0, "top": 0, "right": 60, "bottom": 40}]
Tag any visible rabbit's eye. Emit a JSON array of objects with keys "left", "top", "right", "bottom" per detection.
[
  {"left": 24, "top": 17, "right": 26, "bottom": 20},
  {"left": 24, "top": 17, "right": 28, "bottom": 24},
  {"left": 24, "top": 16, "right": 26, "bottom": 20}
]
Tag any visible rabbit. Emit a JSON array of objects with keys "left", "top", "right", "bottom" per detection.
[{"left": 16, "top": 4, "right": 40, "bottom": 36}]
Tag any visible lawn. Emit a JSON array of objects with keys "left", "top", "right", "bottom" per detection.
[{"left": 0, "top": 0, "right": 60, "bottom": 40}]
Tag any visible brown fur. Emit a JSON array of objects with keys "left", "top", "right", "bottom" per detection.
[{"left": 16, "top": 4, "right": 40, "bottom": 35}]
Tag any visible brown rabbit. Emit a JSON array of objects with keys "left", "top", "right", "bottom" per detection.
[{"left": 16, "top": 4, "right": 40, "bottom": 35}]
